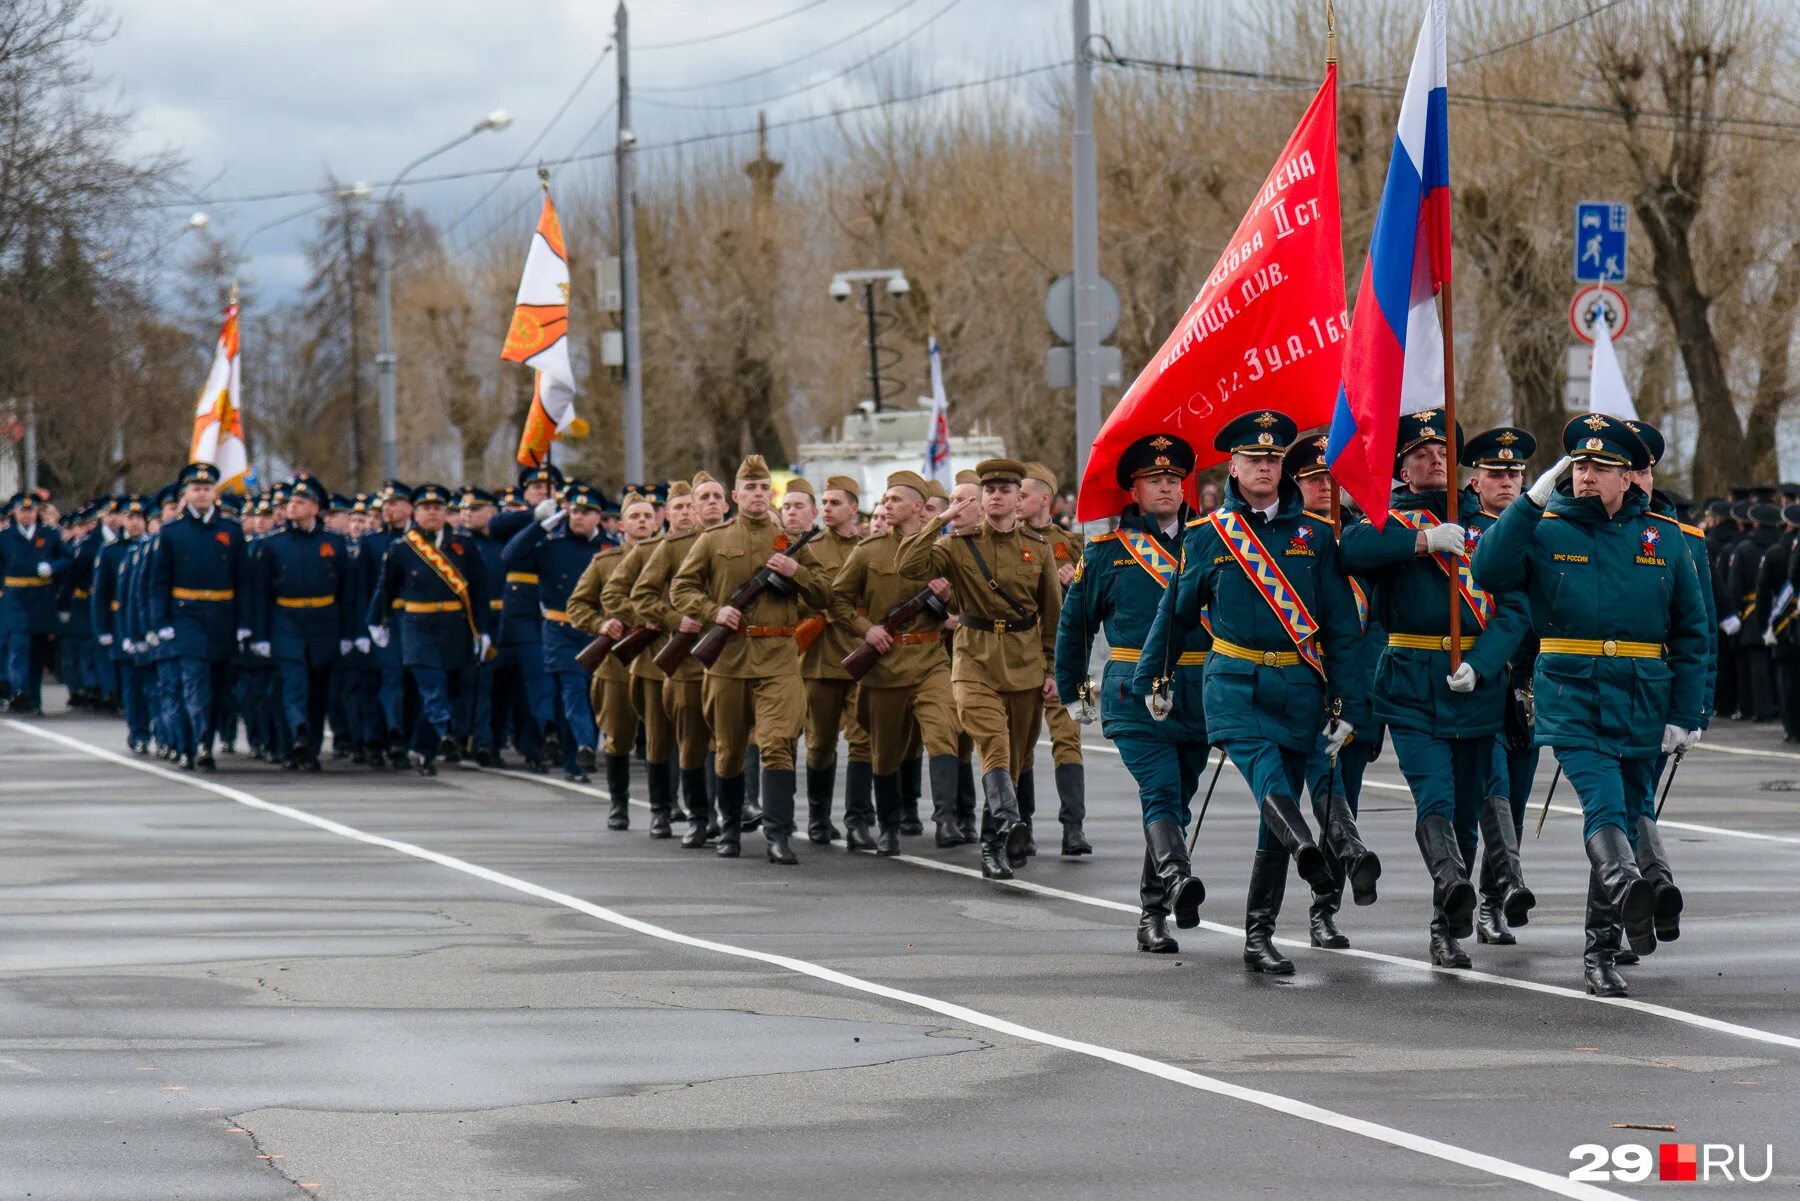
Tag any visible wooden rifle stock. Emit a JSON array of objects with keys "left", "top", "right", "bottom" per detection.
[
  {"left": 611, "top": 625, "right": 659, "bottom": 664},
  {"left": 575, "top": 632, "right": 616, "bottom": 676},
  {"left": 689, "top": 527, "right": 822, "bottom": 668},
  {"left": 651, "top": 629, "right": 699, "bottom": 674},
  {"left": 841, "top": 587, "right": 945, "bottom": 680}
]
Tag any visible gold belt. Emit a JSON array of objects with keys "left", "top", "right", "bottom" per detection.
[
  {"left": 1210, "top": 638, "right": 1300, "bottom": 668},
  {"left": 1538, "top": 638, "right": 1663, "bottom": 660},
  {"left": 72, "top": 588, "right": 89, "bottom": 599},
  {"left": 1108, "top": 647, "right": 1209, "bottom": 665},
  {"left": 3, "top": 576, "right": 50, "bottom": 587},
  {"left": 505, "top": 572, "right": 539, "bottom": 585},
  {"left": 276, "top": 595, "right": 335, "bottom": 609},
  {"left": 401, "top": 600, "right": 462, "bottom": 614},
  {"left": 1387, "top": 633, "right": 1477, "bottom": 651},
  {"left": 489, "top": 600, "right": 504, "bottom": 610},
  {"left": 109, "top": 600, "right": 121, "bottom": 611},
  {"left": 173, "top": 587, "right": 234, "bottom": 601},
  {"left": 541, "top": 608, "right": 571, "bottom": 623}
]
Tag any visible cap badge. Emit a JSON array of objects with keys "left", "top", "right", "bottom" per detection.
[
  {"left": 1583, "top": 414, "right": 1610, "bottom": 431},
  {"left": 1253, "top": 411, "right": 1278, "bottom": 428},
  {"left": 1149, "top": 435, "right": 1173, "bottom": 450}
]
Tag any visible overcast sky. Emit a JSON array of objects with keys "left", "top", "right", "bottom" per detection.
[{"left": 95, "top": 0, "right": 1094, "bottom": 305}]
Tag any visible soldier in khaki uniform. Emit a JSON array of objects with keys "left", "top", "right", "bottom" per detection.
[
  {"left": 788, "top": 474, "right": 874, "bottom": 847},
  {"left": 567, "top": 493, "right": 655, "bottom": 829},
  {"left": 1021, "top": 461, "right": 1091, "bottom": 856},
  {"left": 897, "top": 458, "right": 1061, "bottom": 878},
  {"left": 831, "top": 470, "right": 961, "bottom": 852},
  {"left": 633, "top": 474, "right": 724, "bottom": 847},
  {"left": 599, "top": 490, "right": 680, "bottom": 838},
  {"left": 670, "top": 455, "right": 829, "bottom": 864}
]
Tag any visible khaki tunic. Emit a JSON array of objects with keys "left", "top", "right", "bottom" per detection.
[
  {"left": 1034, "top": 520, "right": 1086, "bottom": 769},
  {"left": 601, "top": 537, "right": 671, "bottom": 764},
  {"left": 632, "top": 526, "right": 709, "bottom": 769},
  {"left": 796, "top": 528, "right": 868, "bottom": 770},
  {"left": 568, "top": 543, "right": 637, "bottom": 756}
]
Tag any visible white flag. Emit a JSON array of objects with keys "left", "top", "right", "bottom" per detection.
[
  {"left": 1587, "top": 312, "right": 1636, "bottom": 421},
  {"left": 189, "top": 303, "right": 248, "bottom": 486},
  {"left": 923, "top": 335, "right": 952, "bottom": 487}
]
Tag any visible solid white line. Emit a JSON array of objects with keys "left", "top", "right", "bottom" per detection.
[{"left": 5, "top": 719, "right": 1626, "bottom": 1201}]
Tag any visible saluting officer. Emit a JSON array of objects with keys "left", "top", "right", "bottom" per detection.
[
  {"left": 1136, "top": 411, "right": 1365, "bottom": 976},
  {"left": 1472, "top": 415, "right": 1709, "bottom": 998},
  {"left": 1021, "top": 462, "right": 1090, "bottom": 856},
  {"left": 0, "top": 489, "right": 71, "bottom": 713},
  {"left": 896, "top": 458, "right": 1061, "bottom": 880},
  {"left": 1055, "top": 435, "right": 1209, "bottom": 952},
  {"left": 1340, "top": 413, "right": 1532, "bottom": 970}
]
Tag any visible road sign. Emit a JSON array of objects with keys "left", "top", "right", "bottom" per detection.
[
  {"left": 1045, "top": 273, "right": 1120, "bottom": 344},
  {"left": 1569, "top": 284, "right": 1629, "bottom": 343},
  {"left": 1565, "top": 342, "right": 1632, "bottom": 408},
  {"left": 1574, "top": 202, "right": 1628, "bottom": 283},
  {"left": 1045, "top": 345, "right": 1123, "bottom": 389}
]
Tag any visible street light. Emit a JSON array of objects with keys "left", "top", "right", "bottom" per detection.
[
  {"left": 829, "top": 268, "right": 909, "bottom": 413},
  {"left": 375, "top": 112, "right": 512, "bottom": 478}
]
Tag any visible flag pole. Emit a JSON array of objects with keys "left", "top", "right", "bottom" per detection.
[{"left": 1433, "top": 9, "right": 1462, "bottom": 674}]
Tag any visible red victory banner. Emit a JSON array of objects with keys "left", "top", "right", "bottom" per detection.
[{"left": 1078, "top": 65, "right": 1347, "bottom": 521}]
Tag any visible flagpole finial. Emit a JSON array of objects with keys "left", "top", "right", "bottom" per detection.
[
  {"left": 538, "top": 164, "right": 550, "bottom": 190},
  {"left": 229, "top": 278, "right": 239, "bottom": 307},
  {"left": 1325, "top": 0, "right": 1338, "bottom": 66}
]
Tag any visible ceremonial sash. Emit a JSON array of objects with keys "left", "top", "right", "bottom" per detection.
[
  {"left": 404, "top": 528, "right": 482, "bottom": 647},
  {"left": 1117, "top": 528, "right": 1178, "bottom": 589},
  {"left": 1349, "top": 578, "right": 1369, "bottom": 636},
  {"left": 1386, "top": 509, "right": 1493, "bottom": 630},
  {"left": 1207, "top": 511, "right": 1325, "bottom": 679}
]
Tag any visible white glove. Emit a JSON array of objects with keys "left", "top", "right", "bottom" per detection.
[
  {"left": 250, "top": 640, "right": 271, "bottom": 658},
  {"left": 1720, "top": 614, "right": 1743, "bottom": 637},
  {"left": 340, "top": 639, "right": 353, "bottom": 655},
  {"left": 1324, "top": 719, "right": 1354, "bottom": 758},
  {"left": 1527, "top": 455, "right": 1574, "bottom": 507},
  {"left": 368, "top": 624, "right": 390, "bottom": 648},
  {"left": 1421, "top": 523, "right": 1467, "bottom": 556},
  {"left": 157, "top": 626, "right": 175, "bottom": 643},
  {"left": 538, "top": 509, "right": 566, "bottom": 531},
  {"left": 533, "top": 498, "right": 558, "bottom": 522},
  {"left": 144, "top": 633, "right": 159, "bottom": 648},
  {"left": 1066, "top": 702, "right": 1093, "bottom": 726},
  {"left": 1660, "top": 724, "right": 1686, "bottom": 754},
  {"left": 235, "top": 626, "right": 251, "bottom": 642},
  {"left": 477, "top": 632, "right": 493, "bottom": 659},
  {"left": 98, "top": 633, "right": 114, "bottom": 647},
  {"left": 1145, "top": 690, "right": 1172, "bottom": 722},
  {"left": 1678, "top": 727, "right": 1702, "bottom": 753},
  {"left": 1764, "top": 626, "right": 1779, "bottom": 647},
  {"left": 35, "top": 561, "right": 51, "bottom": 578},
  {"left": 123, "top": 639, "right": 138, "bottom": 654},
  {"left": 354, "top": 636, "right": 371, "bottom": 654},
  {"left": 1446, "top": 661, "right": 1478, "bottom": 693}
]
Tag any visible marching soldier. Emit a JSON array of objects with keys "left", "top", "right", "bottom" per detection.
[
  {"left": 61, "top": 501, "right": 101, "bottom": 710},
  {"left": 490, "top": 465, "right": 564, "bottom": 770},
  {"left": 1340, "top": 412, "right": 1531, "bottom": 969},
  {"left": 594, "top": 490, "right": 678, "bottom": 831},
  {"left": 829, "top": 470, "right": 959, "bottom": 853},
  {"left": 1021, "top": 462, "right": 1090, "bottom": 856},
  {"left": 364, "top": 481, "right": 415, "bottom": 767},
  {"left": 1137, "top": 411, "right": 1365, "bottom": 975},
  {"left": 670, "top": 455, "right": 828, "bottom": 864},
  {"left": 147, "top": 463, "right": 250, "bottom": 769},
  {"left": 1473, "top": 415, "right": 1708, "bottom": 997},
  {"left": 1055, "top": 435, "right": 1209, "bottom": 951},
  {"left": 896, "top": 458, "right": 1061, "bottom": 879},
  {"left": 366, "top": 483, "right": 491, "bottom": 776},
  {"left": 93, "top": 495, "right": 153, "bottom": 750},
  {"left": 457, "top": 487, "right": 507, "bottom": 764},
  {"left": 567, "top": 490, "right": 648, "bottom": 813},
  {"left": 1724, "top": 496, "right": 1781, "bottom": 721},
  {"left": 0, "top": 489, "right": 71, "bottom": 713}
]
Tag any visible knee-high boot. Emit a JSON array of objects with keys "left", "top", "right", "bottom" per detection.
[
  {"left": 679, "top": 766, "right": 713, "bottom": 848},
  {"left": 1582, "top": 869, "right": 1629, "bottom": 997},
  {"left": 605, "top": 754, "right": 631, "bottom": 830},
  {"left": 1635, "top": 815, "right": 1683, "bottom": 941},
  {"left": 1416, "top": 815, "right": 1476, "bottom": 962},
  {"left": 1146, "top": 817, "right": 1203, "bottom": 929},
  {"left": 1136, "top": 847, "right": 1177, "bottom": 953},
  {"left": 929, "top": 754, "right": 965, "bottom": 846},
  {"left": 1243, "top": 848, "right": 1293, "bottom": 974},
  {"left": 1586, "top": 825, "right": 1657, "bottom": 955}
]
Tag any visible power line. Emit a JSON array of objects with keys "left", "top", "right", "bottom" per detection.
[
  {"left": 637, "top": 0, "right": 931, "bottom": 93},
  {"left": 638, "top": 0, "right": 967, "bottom": 113},
  {"left": 636, "top": 0, "right": 840, "bottom": 50}
]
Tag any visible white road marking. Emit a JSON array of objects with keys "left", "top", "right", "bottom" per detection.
[
  {"left": 7, "top": 720, "right": 1627, "bottom": 1201},
  {"left": 0, "top": 1056, "right": 43, "bottom": 1074}
]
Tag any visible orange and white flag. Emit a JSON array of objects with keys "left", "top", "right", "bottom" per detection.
[
  {"left": 189, "top": 302, "right": 248, "bottom": 487},
  {"left": 504, "top": 189, "right": 584, "bottom": 466}
]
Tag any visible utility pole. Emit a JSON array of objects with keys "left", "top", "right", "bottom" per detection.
[
  {"left": 1070, "top": 0, "right": 1102, "bottom": 480},
  {"left": 344, "top": 208, "right": 365, "bottom": 486},
  {"left": 862, "top": 282, "right": 885, "bottom": 412},
  {"left": 617, "top": 1, "right": 645, "bottom": 485},
  {"left": 22, "top": 397, "right": 37, "bottom": 490}
]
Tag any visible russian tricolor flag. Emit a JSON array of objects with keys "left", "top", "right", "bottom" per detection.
[{"left": 1326, "top": 0, "right": 1450, "bottom": 527}]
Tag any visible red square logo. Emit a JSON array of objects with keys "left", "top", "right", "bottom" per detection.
[{"left": 1659, "top": 1143, "right": 1697, "bottom": 1182}]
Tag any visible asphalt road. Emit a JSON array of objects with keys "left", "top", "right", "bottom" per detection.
[{"left": 2, "top": 687, "right": 1797, "bottom": 1200}]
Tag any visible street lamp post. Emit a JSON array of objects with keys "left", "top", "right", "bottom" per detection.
[
  {"left": 374, "top": 109, "right": 512, "bottom": 479},
  {"left": 829, "top": 268, "right": 908, "bottom": 413}
]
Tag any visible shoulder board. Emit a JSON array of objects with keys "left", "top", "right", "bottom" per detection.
[
  {"left": 1645, "top": 512, "right": 1705, "bottom": 539},
  {"left": 597, "top": 544, "right": 626, "bottom": 558},
  {"left": 1302, "top": 509, "right": 1331, "bottom": 522},
  {"left": 1086, "top": 530, "right": 1118, "bottom": 544},
  {"left": 1184, "top": 515, "right": 1211, "bottom": 528},
  {"left": 856, "top": 531, "right": 889, "bottom": 546},
  {"left": 1542, "top": 511, "right": 1561, "bottom": 520},
  {"left": 1020, "top": 526, "right": 1048, "bottom": 543},
  {"left": 665, "top": 528, "right": 700, "bottom": 544}
]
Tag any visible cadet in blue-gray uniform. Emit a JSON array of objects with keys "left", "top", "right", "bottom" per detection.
[
  {"left": 147, "top": 463, "right": 250, "bottom": 770},
  {"left": 1459, "top": 425, "right": 1539, "bottom": 948},
  {"left": 366, "top": 483, "right": 492, "bottom": 775},
  {"left": 363, "top": 482, "right": 416, "bottom": 767},
  {"left": 93, "top": 495, "right": 153, "bottom": 750},
  {"left": 1340, "top": 412, "right": 1532, "bottom": 969},
  {"left": 252, "top": 477, "right": 353, "bottom": 770},
  {"left": 61, "top": 502, "right": 102, "bottom": 709},
  {"left": 1472, "top": 414, "right": 1709, "bottom": 998},
  {"left": 1285, "top": 435, "right": 1384, "bottom": 950},
  {"left": 1, "top": 490, "right": 72, "bottom": 713},
  {"left": 1137, "top": 410, "right": 1368, "bottom": 976},
  {"left": 457, "top": 487, "right": 508, "bottom": 765},
  {"left": 490, "top": 465, "right": 563, "bottom": 770},
  {"left": 1056, "top": 433, "right": 1210, "bottom": 953}
]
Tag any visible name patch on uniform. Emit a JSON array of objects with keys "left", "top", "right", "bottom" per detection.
[
  {"left": 1636, "top": 526, "right": 1665, "bottom": 566},
  {"left": 1213, "top": 554, "right": 1232, "bottom": 565},
  {"left": 1553, "top": 552, "right": 1589, "bottom": 563},
  {"left": 1635, "top": 556, "right": 1667, "bottom": 567},
  {"left": 1285, "top": 526, "right": 1316, "bottom": 556}
]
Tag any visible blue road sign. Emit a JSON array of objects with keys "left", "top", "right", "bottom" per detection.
[{"left": 1574, "top": 201, "right": 1628, "bottom": 283}]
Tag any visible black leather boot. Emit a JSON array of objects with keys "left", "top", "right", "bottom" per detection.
[
  {"left": 1415, "top": 815, "right": 1477, "bottom": 938},
  {"left": 714, "top": 775, "right": 744, "bottom": 858},
  {"left": 1243, "top": 848, "right": 1294, "bottom": 974},
  {"left": 1308, "top": 859, "right": 1348, "bottom": 949},
  {"left": 1136, "top": 848, "right": 1178, "bottom": 953},
  {"left": 1583, "top": 870, "right": 1629, "bottom": 996},
  {"left": 844, "top": 760, "right": 873, "bottom": 838},
  {"left": 898, "top": 754, "right": 924, "bottom": 835},
  {"left": 1429, "top": 908, "right": 1472, "bottom": 968},
  {"left": 1013, "top": 771, "right": 1037, "bottom": 864},
  {"left": 763, "top": 769, "right": 799, "bottom": 864},
  {"left": 1317, "top": 791, "right": 1379, "bottom": 905},
  {"left": 1055, "top": 763, "right": 1090, "bottom": 855},
  {"left": 741, "top": 746, "right": 763, "bottom": 831},
  {"left": 605, "top": 754, "right": 631, "bottom": 830},
  {"left": 806, "top": 763, "right": 838, "bottom": 844},
  {"left": 1145, "top": 818, "right": 1203, "bottom": 928},
  {"left": 982, "top": 768, "right": 1029, "bottom": 864},
  {"left": 873, "top": 771, "right": 904, "bottom": 856},
  {"left": 680, "top": 766, "right": 713, "bottom": 848},
  {"left": 1257, "top": 792, "right": 1330, "bottom": 889},
  {"left": 647, "top": 761, "right": 674, "bottom": 839},
  {"left": 1479, "top": 793, "right": 1536, "bottom": 927},
  {"left": 1475, "top": 855, "right": 1514, "bottom": 945},
  {"left": 1635, "top": 815, "right": 1683, "bottom": 942},
  {"left": 1585, "top": 826, "right": 1656, "bottom": 955},
  {"left": 928, "top": 754, "right": 965, "bottom": 846},
  {"left": 979, "top": 811, "right": 1012, "bottom": 880}
]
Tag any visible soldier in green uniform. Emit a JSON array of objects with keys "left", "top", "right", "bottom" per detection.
[
  {"left": 598, "top": 491, "right": 678, "bottom": 836},
  {"left": 1340, "top": 412, "right": 1532, "bottom": 969},
  {"left": 1055, "top": 434, "right": 1209, "bottom": 952},
  {"left": 1022, "top": 462, "right": 1090, "bottom": 856},
  {"left": 1137, "top": 411, "right": 1366, "bottom": 975},
  {"left": 1472, "top": 414, "right": 1709, "bottom": 997},
  {"left": 896, "top": 458, "right": 1061, "bottom": 878}
]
